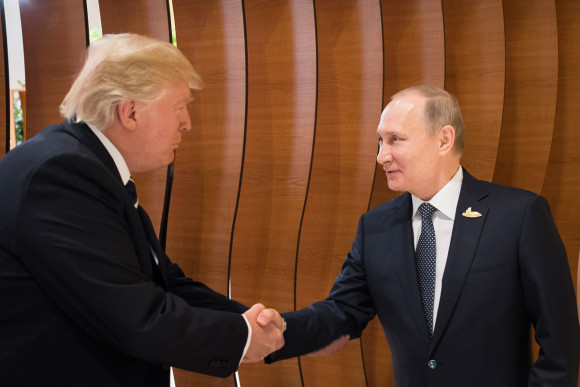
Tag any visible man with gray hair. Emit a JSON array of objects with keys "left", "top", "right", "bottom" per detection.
[
  {"left": 265, "top": 85, "right": 580, "bottom": 386},
  {"left": 0, "top": 34, "right": 284, "bottom": 386}
]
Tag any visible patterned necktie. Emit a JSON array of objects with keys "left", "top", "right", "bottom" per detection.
[
  {"left": 416, "top": 202, "right": 437, "bottom": 337},
  {"left": 125, "top": 178, "right": 139, "bottom": 209}
]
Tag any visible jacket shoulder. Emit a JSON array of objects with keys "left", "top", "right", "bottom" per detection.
[{"left": 366, "top": 192, "right": 409, "bottom": 216}]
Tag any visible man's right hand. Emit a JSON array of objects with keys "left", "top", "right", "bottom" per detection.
[{"left": 242, "top": 303, "right": 285, "bottom": 363}]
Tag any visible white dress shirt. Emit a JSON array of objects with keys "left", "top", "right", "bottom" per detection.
[
  {"left": 411, "top": 166, "right": 463, "bottom": 329},
  {"left": 87, "top": 125, "right": 252, "bottom": 364}
]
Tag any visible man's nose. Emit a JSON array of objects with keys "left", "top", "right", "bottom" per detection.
[
  {"left": 377, "top": 144, "right": 392, "bottom": 164},
  {"left": 180, "top": 110, "right": 192, "bottom": 132}
]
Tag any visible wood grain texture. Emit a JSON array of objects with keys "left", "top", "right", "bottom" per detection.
[
  {"left": 295, "top": 0, "right": 383, "bottom": 386},
  {"left": 169, "top": 1, "right": 245, "bottom": 385},
  {"left": 99, "top": 0, "right": 169, "bottom": 39},
  {"left": 229, "top": 1, "right": 316, "bottom": 385},
  {"left": 19, "top": 0, "right": 87, "bottom": 139},
  {"left": 542, "top": 0, "right": 580, "bottom": 346},
  {"left": 381, "top": 0, "right": 445, "bottom": 98},
  {"left": 363, "top": 1, "right": 445, "bottom": 385},
  {"left": 99, "top": 0, "right": 170, "bottom": 235},
  {"left": 493, "top": 0, "right": 558, "bottom": 194},
  {"left": 441, "top": 0, "right": 505, "bottom": 182}
]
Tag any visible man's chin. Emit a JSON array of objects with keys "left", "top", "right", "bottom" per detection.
[{"left": 386, "top": 181, "right": 405, "bottom": 193}]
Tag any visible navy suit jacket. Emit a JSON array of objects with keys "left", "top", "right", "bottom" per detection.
[
  {"left": 0, "top": 122, "right": 248, "bottom": 386},
  {"left": 268, "top": 169, "right": 580, "bottom": 386}
]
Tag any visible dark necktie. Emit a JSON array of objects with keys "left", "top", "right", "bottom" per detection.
[
  {"left": 125, "top": 178, "right": 164, "bottom": 285},
  {"left": 416, "top": 202, "right": 437, "bottom": 337},
  {"left": 125, "top": 178, "right": 139, "bottom": 208}
]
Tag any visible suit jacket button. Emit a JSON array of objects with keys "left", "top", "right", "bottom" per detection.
[{"left": 427, "top": 360, "right": 437, "bottom": 369}]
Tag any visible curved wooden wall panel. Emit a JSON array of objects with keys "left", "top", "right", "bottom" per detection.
[
  {"left": 19, "top": 0, "right": 87, "bottom": 139},
  {"left": 363, "top": 2, "right": 446, "bottom": 385},
  {"left": 381, "top": 0, "right": 445, "bottom": 98},
  {"left": 168, "top": 1, "right": 246, "bottom": 386},
  {"left": 99, "top": 0, "right": 170, "bottom": 235},
  {"left": 493, "top": 0, "right": 558, "bottom": 194},
  {"left": 441, "top": 0, "right": 505, "bottom": 181},
  {"left": 99, "top": 0, "right": 169, "bottom": 39},
  {"left": 295, "top": 1, "right": 383, "bottom": 386},
  {"left": 229, "top": 1, "right": 316, "bottom": 385},
  {"left": 543, "top": 0, "right": 580, "bottom": 319}
]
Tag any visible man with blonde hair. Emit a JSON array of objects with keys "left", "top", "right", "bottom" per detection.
[
  {"left": 265, "top": 85, "right": 579, "bottom": 386},
  {"left": 0, "top": 34, "right": 283, "bottom": 386}
]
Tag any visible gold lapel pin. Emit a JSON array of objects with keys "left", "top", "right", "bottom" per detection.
[{"left": 462, "top": 207, "right": 482, "bottom": 218}]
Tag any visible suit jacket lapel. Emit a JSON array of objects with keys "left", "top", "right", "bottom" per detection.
[
  {"left": 392, "top": 193, "right": 432, "bottom": 348},
  {"left": 428, "top": 170, "right": 489, "bottom": 355},
  {"left": 62, "top": 122, "right": 160, "bottom": 283}
]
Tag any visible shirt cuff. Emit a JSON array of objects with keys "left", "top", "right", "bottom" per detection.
[{"left": 240, "top": 314, "right": 252, "bottom": 365}]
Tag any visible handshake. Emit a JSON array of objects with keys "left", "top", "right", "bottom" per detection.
[
  {"left": 241, "top": 303, "right": 285, "bottom": 363},
  {"left": 241, "top": 303, "right": 351, "bottom": 363}
]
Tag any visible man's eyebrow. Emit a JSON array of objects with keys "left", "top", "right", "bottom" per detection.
[{"left": 174, "top": 97, "right": 194, "bottom": 106}]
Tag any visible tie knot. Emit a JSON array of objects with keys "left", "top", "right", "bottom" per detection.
[
  {"left": 125, "top": 178, "right": 138, "bottom": 208},
  {"left": 418, "top": 202, "right": 437, "bottom": 220}
]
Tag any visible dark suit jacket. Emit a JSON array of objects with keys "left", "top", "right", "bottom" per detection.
[
  {"left": 0, "top": 122, "right": 248, "bottom": 386},
  {"left": 268, "top": 169, "right": 580, "bottom": 386}
]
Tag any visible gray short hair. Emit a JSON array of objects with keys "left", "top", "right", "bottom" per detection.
[
  {"left": 60, "top": 33, "right": 202, "bottom": 130},
  {"left": 391, "top": 85, "right": 465, "bottom": 155}
]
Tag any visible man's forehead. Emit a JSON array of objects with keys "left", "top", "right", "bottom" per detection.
[{"left": 382, "top": 96, "right": 423, "bottom": 122}]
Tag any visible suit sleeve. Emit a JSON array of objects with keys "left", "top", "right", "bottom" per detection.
[
  {"left": 164, "top": 260, "right": 248, "bottom": 314},
  {"left": 135, "top": 205, "right": 248, "bottom": 314},
  {"left": 15, "top": 154, "right": 247, "bottom": 377},
  {"left": 519, "top": 195, "right": 580, "bottom": 386},
  {"left": 267, "top": 215, "right": 376, "bottom": 362}
]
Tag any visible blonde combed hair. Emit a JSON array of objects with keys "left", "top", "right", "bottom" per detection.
[
  {"left": 60, "top": 33, "right": 202, "bottom": 130},
  {"left": 391, "top": 85, "right": 465, "bottom": 156}
]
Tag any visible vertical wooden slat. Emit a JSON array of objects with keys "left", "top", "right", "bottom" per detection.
[
  {"left": 441, "top": 0, "right": 505, "bottom": 181},
  {"left": 169, "top": 1, "right": 245, "bottom": 385},
  {"left": 99, "top": 0, "right": 170, "bottom": 234},
  {"left": 363, "top": 2, "right": 445, "bottom": 385},
  {"left": 19, "top": 0, "right": 87, "bottom": 139},
  {"left": 493, "top": 0, "right": 558, "bottom": 194},
  {"left": 99, "top": 0, "right": 169, "bottom": 39},
  {"left": 229, "top": 1, "right": 316, "bottom": 385},
  {"left": 381, "top": 0, "right": 445, "bottom": 97},
  {"left": 295, "top": 0, "right": 383, "bottom": 386},
  {"left": 543, "top": 0, "right": 580, "bottom": 339}
]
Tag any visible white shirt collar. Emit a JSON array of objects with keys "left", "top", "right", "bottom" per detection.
[
  {"left": 87, "top": 125, "right": 131, "bottom": 185},
  {"left": 412, "top": 166, "right": 463, "bottom": 220}
]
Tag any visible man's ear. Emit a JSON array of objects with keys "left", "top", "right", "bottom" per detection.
[
  {"left": 438, "top": 124, "right": 456, "bottom": 155},
  {"left": 117, "top": 100, "right": 138, "bottom": 131}
]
